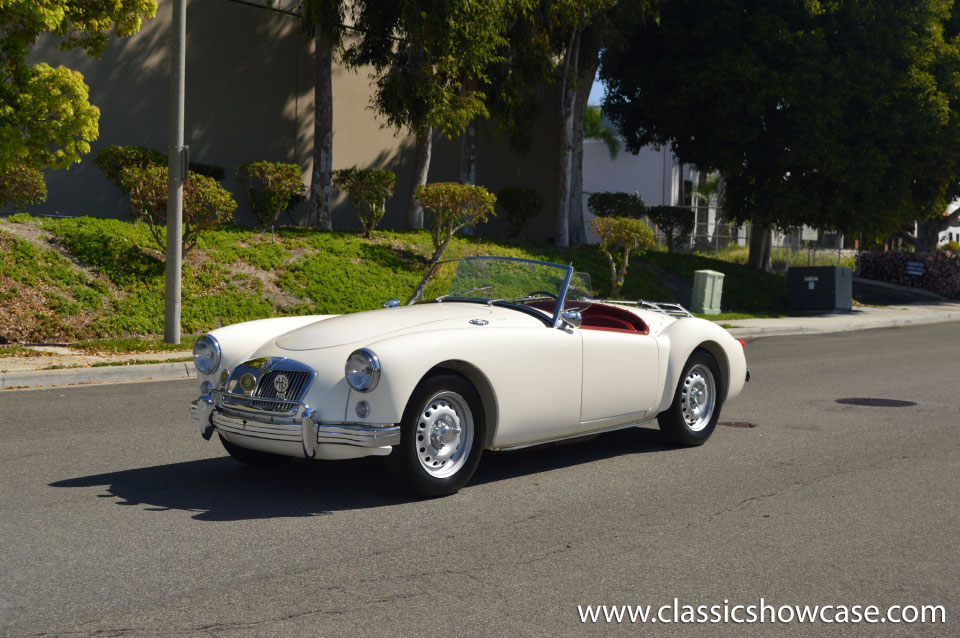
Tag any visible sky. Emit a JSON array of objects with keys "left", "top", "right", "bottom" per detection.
[{"left": 588, "top": 77, "right": 605, "bottom": 106}]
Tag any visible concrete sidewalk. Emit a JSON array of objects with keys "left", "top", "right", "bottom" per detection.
[{"left": 3, "top": 300, "right": 960, "bottom": 390}]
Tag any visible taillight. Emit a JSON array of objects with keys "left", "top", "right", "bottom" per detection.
[{"left": 737, "top": 339, "right": 745, "bottom": 349}]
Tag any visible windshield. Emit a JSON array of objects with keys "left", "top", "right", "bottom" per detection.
[{"left": 407, "top": 257, "right": 574, "bottom": 324}]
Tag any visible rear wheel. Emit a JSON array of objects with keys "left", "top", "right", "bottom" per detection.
[
  {"left": 658, "top": 350, "right": 723, "bottom": 446},
  {"left": 385, "top": 373, "right": 485, "bottom": 497},
  {"left": 219, "top": 434, "right": 291, "bottom": 466}
]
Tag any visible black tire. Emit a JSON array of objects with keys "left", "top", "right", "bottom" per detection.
[
  {"left": 219, "top": 433, "right": 291, "bottom": 466},
  {"left": 657, "top": 350, "right": 723, "bottom": 447},
  {"left": 385, "top": 373, "right": 486, "bottom": 497}
]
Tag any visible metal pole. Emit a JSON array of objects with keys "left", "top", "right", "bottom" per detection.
[{"left": 165, "top": 0, "right": 186, "bottom": 344}]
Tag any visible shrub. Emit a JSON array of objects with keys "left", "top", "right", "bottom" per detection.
[
  {"left": 93, "top": 145, "right": 166, "bottom": 192},
  {"left": 95, "top": 144, "right": 225, "bottom": 188},
  {"left": 590, "top": 216, "right": 655, "bottom": 297},
  {"left": 587, "top": 191, "right": 645, "bottom": 218},
  {"left": 858, "top": 250, "right": 960, "bottom": 299},
  {"left": 498, "top": 186, "right": 544, "bottom": 238},
  {"left": 331, "top": 167, "right": 396, "bottom": 238},
  {"left": 416, "top": 182, "right": 496, "bottom": 263},
  {"left": 0, "top": 166, "right": 47, "bottom": 210},
  {"left": 646, "top": 205, "right": 695, "bottom": 252},
  {"left": 120, "top": 165, "right": 237, "bottom": 255},
  {"left": 941, "top": 240, "right": 960, "bottom": 253},
  {"left": 236, "top": 162, "right": 305, "bottom": 229}
]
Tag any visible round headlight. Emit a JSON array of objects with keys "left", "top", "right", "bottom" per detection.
[
  {"left": 193, "top": 335, "right": 221, "bottom": 375},
  {"left": 345, "top": 348, "right": 381, "bottom": 392}
]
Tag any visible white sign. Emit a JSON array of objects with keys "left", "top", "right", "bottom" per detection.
[{"left": 801, "top": 225, "right": 819, "bottom": 241}]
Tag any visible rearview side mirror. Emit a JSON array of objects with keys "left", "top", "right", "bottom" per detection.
[{"left": 560, "top": 309, "right": 582, "bottom": 329}]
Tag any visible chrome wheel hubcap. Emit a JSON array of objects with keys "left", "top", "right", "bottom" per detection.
[
  {"left": 416, "top": 391, "right": 473, "bottom": 478},
  {"left": 681, "top": 364, "right": 716, "bottom": 432}
]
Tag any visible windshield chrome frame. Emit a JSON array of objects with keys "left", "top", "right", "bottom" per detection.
[{"left": 406, "top": 256, "right": 574, "bottom": 328}]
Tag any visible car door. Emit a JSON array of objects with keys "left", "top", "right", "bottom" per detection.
[{"left": 578, "top": 328, "right": 660, "bottom": 428}]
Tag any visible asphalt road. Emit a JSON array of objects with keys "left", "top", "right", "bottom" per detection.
[{"left": 1, "top": 323, "right": 957, "bottom": 637}]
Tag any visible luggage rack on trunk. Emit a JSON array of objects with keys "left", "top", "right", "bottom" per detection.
[{"left": 585, "top": 299, "right": 694, "bottom": 318}]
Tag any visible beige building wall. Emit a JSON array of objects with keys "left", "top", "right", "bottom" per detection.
[{"left": 23, "top": 0, "right": 560, "bottom": 240}]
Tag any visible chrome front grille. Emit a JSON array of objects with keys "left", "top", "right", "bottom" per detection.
[
  {"left": 256, "top": 370, "right": 310, "bottom": 402},
  {"left": 220, "top": 357, "right": 315, "bottom": 416}
]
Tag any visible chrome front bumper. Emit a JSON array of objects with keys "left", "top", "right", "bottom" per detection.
[{"left": 190, "top": 392, "right": 400, "bottom": 457}]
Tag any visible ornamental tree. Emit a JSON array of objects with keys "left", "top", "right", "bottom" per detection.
[
  {"left": 236, "top": 162, "right": 305, "bottom": 229},
  {"left": 645, "top": 205, "right": 695, "bottom": 253},
  {"left": 590, "top": 216, "right": 654, "bottom": 297},
  {"left": 0, "top": 1, "right": 157, "bottom": 175},
  {"left": 331, "top": 167, "right": 396, "bottom": 238},
  {"left": 0, "top": 166, "right": 47, "bottom": 210},
  {"left": 120, "top": 166, "right": 236, "bottom": 256},
  {"left": 416, "top": 182, "right": 496, "bottom": 263},
  {"left": 587, "top": 192, "right": 644, "bottom": 218},
  {"left": 344, "top": 0, "right": 516, "bottom": 228}
]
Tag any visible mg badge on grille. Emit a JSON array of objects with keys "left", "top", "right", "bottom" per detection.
[{"left": 274, "top": 374, "right": 290, "bottom": 400}]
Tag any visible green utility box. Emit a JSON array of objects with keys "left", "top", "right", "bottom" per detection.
[
  {"left": 787, "top": 266, "right": 852, "bottom": 311},
  {"left": 692, "top": 269, "right": 724, "bottom": 314}
]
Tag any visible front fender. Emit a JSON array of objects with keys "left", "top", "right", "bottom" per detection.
[{"left": 654, "top": 319, "right": 747, "bottom": 414}]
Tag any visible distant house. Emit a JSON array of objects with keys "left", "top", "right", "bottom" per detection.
[{"left": 581, "top": 132, "right": 740, "bottom": 250}]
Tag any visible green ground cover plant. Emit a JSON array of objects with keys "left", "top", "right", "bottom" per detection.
[{"left": 0, "top": 215, "right": 789, "bottom": 344}]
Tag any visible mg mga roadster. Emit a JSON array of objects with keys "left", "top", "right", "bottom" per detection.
[{"left": 191, "top": 256, "right": 749, "bottom": 497}]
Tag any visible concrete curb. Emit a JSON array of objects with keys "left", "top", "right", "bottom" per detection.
[
  {"left": 852, "top": 276, "right": 947, "bottom": 301},
  {"left": 725, "top": 308, "right": 960, "bottom": 339},
  {"left": 1, "top": 361, "right": 196, "bottom": 390}
]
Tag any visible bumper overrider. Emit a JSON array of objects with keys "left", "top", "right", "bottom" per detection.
[{"left": 189, "top": 357, "right": 400, "bottom": 459}]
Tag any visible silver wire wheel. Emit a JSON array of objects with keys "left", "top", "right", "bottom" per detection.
[
  {"left": 680, "top": 363, "right": 717, "bottom": 432},
  {"left": 414, "top": 391, "right": 474, "bottom": 479}
]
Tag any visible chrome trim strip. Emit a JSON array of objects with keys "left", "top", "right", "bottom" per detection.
[
  {"left": 316, "top": 423, "right": 401, "bottom": 447},
  {"left": 494, "top": 420, "right": 653, "bottom": 452},
  {"left": 212, "top": 411, "right": 303, "bottom": 442}
]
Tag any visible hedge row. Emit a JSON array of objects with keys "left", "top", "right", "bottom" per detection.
[{"left": 858, "top": 250, "right": 960, "bottom": 298}]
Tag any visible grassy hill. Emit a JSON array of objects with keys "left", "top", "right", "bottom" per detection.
[{"left": 0, "top": 214, "right": 787, "bottom": 344}]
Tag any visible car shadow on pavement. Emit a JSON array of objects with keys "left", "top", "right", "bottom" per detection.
[{"left": 48, "top": 426, "right": 673, "bottom": 520}]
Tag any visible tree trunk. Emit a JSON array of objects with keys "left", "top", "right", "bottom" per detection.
[
  {"left": 407, "top": 126, "right": 432, "bottom": 229},
  {"left": 459, "top": 121, "right": 478, "bottom": 185},
  {"left": 310, "top": 35, "right": 333, "bottom": 230},
  {"left": 914, "top": 218, "right": 942, "bottom": 252},
  {"left": 747, "top": 217, "right": 773, "bottom": 272},
  {"left": 554, "top": 28, "right": 580, "bottom": 248},
  {"left": 569, "top": 38, "right": 600, "bottom": 246}
]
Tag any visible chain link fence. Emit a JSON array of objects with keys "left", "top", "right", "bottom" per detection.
[{"left": 650, "top": 218, "right": 860, "bottom": 272}]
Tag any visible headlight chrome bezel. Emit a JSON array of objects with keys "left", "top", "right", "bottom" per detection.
[
  {"left": 345, "top": 348, "right": 381, "bottom": 392},
  {"left": 193, "top": 334, "right": 221, "bottom": 375}
]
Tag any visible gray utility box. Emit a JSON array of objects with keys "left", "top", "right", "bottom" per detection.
[
  {"left": 691, "top": 269, "right": 724, "bottom": 314},
  {"left": 787, "top": 266, "right": 852, "bottom": 311}
]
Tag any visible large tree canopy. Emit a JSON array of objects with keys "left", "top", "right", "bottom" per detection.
[
  {"left": 600, "top": 0, "right": 960, "bottom": 259},
  {"left": 0, "top": 0, "right": 157, "bottom": 173}
]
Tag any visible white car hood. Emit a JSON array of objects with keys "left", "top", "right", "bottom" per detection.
[{"left": 275, "top": 303, "right": 499, "bottom": 350}]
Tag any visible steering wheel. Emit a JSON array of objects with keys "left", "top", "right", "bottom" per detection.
[{"left": 525, "top": 290, "right": 558, "bottom": 300}]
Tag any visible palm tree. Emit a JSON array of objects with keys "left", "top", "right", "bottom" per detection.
[{"left": 584, "top": 105, "right": 621, "bottom": 160}]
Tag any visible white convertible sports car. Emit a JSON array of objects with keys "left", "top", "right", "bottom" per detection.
[{"left": 190, "top": 256, "right": 749, "bottom": 496}]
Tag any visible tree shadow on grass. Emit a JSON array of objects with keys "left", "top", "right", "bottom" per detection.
[{"left": 49, "top": 426, "right": 672, "bottom": 521}]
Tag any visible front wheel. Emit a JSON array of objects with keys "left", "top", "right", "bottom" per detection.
[
  {"left": 657, "top": 350, "right": 723, "bottom": 446},
  {"left": 385, "top": 373, "right": 485, "bottom": 497}
]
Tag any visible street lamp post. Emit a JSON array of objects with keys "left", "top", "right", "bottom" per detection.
[{"left": 165, "top": 0, "right": 186, "bottom": 344}]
